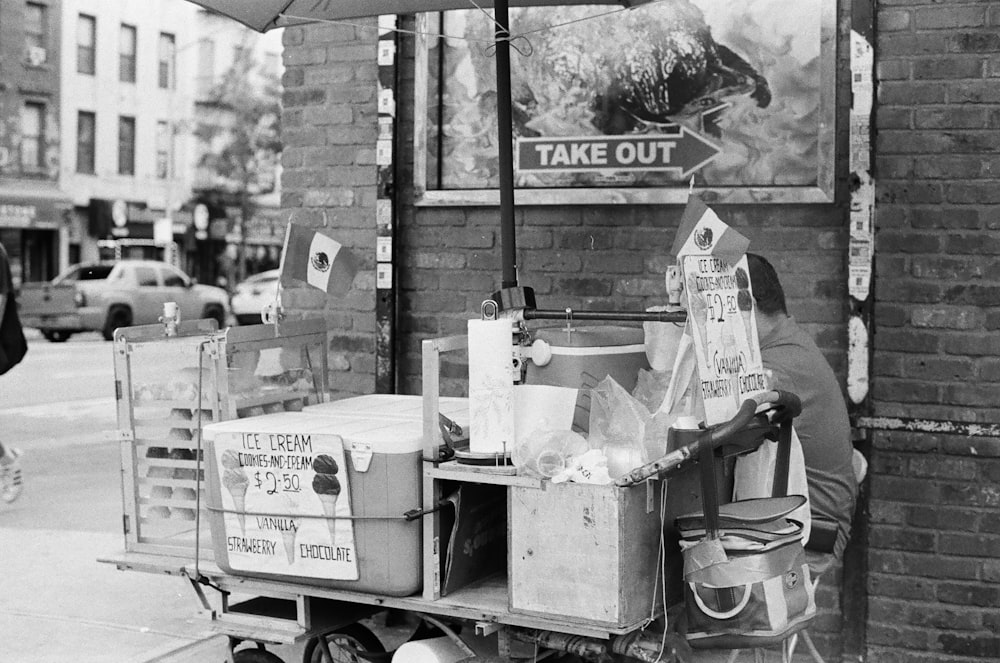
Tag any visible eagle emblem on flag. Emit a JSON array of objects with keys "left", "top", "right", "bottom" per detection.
[{"left": 311, "top": 251, "right": 331, "bottom": 273}]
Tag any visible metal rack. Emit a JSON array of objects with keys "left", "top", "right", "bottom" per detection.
[{"left": 112, "top": 319, "right": 330, "bottom": 558}]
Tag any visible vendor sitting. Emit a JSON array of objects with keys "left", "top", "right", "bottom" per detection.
[{"left": 746, "top": 253, "right": 859, "bottom": 573}]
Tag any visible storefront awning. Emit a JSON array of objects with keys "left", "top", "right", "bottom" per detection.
[{"left": 0, "top": 181, "right": 73, "bottom": 230}]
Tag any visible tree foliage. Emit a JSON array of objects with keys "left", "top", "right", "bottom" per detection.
[{"left": 195, "top": 46, "right": 281, "bottom": 197}]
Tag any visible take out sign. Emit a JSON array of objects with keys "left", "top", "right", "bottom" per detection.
[{"left": 516, "top": 127, "right": 720, "bottom": 178}]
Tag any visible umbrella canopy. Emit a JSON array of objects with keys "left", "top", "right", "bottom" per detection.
[
  {"left": 184, "top": 0, "right": 647, "bottom": 31},
  {"left": 185, "top": 0, "right": 650, "bottom": 294}
]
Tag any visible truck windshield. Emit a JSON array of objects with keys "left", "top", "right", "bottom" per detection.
[{"left": 54, "top": 265, "right": 114, "bottom": 284}]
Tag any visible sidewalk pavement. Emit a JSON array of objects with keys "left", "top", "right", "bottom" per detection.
[{"left": 0, "top": 526, "right": 297, "bottom": 663}]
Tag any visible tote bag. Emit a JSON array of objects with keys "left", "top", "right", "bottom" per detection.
[{"left": 0, "top": 296, "right": 28, "bottom": 375}]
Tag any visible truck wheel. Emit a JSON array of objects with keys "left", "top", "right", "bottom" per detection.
[
  {"left": 42, "top": 330, "right": 72, "bottom": 343},
  {"left": 202, "top": 304, "right": 226, "bottom": 328},
  {"left": 103, "top": 306, "right": 133, "bottom": 341},
  {"left": 303, "top": 623, "right": 385, "bottom": 663}
]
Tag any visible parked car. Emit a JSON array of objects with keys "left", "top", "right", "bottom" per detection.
[
  {"left": 18, "top": 260, "right": 232, "bottom": 342},
  {"left": 231, "top": 269, "right": 280, "bottom": 325}
]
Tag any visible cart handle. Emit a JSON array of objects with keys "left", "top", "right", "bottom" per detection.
[{"left": 614, "top": 389, "right": 801, "bottom": 487}]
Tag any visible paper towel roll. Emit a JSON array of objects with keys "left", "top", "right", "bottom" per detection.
[
  {"left": 468, "top": 318, "right": 516, "bottom": 454},
  {"left": 391, "top": 637, "right": 469, "bottom": 663}
]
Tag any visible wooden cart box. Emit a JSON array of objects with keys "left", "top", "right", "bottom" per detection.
[
  {"left": 113, "top": 319, "right": 329, "bottom": 558},
  {"left": 508, "top": 480, "right": 667, "bottom": 630}
]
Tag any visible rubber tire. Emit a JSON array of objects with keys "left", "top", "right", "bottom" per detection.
[
  {"left": 102, "top": 306, "right": 132, "bottom": 341},
  {"left": 234, "top": 648, "right": 286, "bottom": 663},
  {"left": 42, "top": 330, "right": 71, "bottom": 342},
  {"left": 202, "top": 304, "right": 226, "bottom": 328},
  {"left": 303, "top": 623, "right": 385, "bottom": 663}
]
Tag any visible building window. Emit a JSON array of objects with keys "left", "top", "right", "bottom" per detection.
[
  {"left": 263, "top": 52, "right": 280, "bottom": 78},
  {"left": 158, "top": 32, "right": 175, "bottom": 89},
  {"left": 20, "top": 102, "right": 45, "bottom": 172},
  {"left": 77, "top": 14, "right": 96, "bottom": 75},
  {"left": 77, "top": 111, "right": 96, "bottom": 174},
  {"left": 25, "top": 2, "right": 47, "bottom": 65},
  {"left": 196, "top": 38, "right": 215, "bottom": 97},
  {"left": 156, "top": 121, "right": 171, "bottom": 179},
  {"left": 118, "top": 116, "right": 136, "bottom": 176},
  {"left": 119, "top": 24, "right": 137, "bottom": 83}
]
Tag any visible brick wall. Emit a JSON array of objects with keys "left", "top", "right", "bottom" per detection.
[
  {"left": 871, "top": 0, "right": 1000, "bottom": 660},
  {"left": 283, "top": 6, "right": 862, "bottom": 660},
  {"left": 281, "top": 20, "right": 381, "bottom": 398}
]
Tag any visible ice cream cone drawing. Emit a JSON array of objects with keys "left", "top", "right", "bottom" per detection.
[
  {"left": 734, "top": 266, "right": 750, "bottom": 291},
  {"left": 281, "top": 522, "right": 298, "bottom": 564},
  {"left": 312, "top": 454, "right": 342, "bottom": 547},
  {"left": 737, "top": 289, "right": 755, "bottom": 360},
  {"left": 278, "top": 494, "right": 299, "bottom": 565},
  {"left": 686, "top": 291, "right": 711, "bottom": 368},
  {"left": 221, "top": 450, "right": 249, "bottom": 535}
]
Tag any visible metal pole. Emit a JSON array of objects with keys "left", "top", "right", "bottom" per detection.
[{"left": 494, "top": 0, "right": 517, "bottom": 288}]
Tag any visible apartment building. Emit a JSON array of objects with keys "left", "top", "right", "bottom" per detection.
[
  {"left": 55, "top": 1, "right": 283, "bottom": 282},
  {"left": 0, "top": 0, "right": 283, "bottom": 284},
  {"left": 187, "top": 8, "right": 284, "bottom": 287},
  {"left": 0, "top": 0, "right": 70, "bottom": 284},
  {"left": 57, "top": 0, "right": 202, "bottom": 268}
]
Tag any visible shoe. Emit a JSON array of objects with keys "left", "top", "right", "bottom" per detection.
[{"left": 1, "top": 447, "right": 23, "bottom": 503}]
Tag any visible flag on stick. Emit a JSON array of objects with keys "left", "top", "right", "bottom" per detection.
[
  {"left": 279, "top": 224, "right": 357, "bottom": 296},
  {"left": 670, "top": 195, "right": 749, "bottom": 264}
]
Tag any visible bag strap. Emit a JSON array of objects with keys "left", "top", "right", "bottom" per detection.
[
  {"left": 698, "top": 431, "right": 721, "bottom": 539},
  {"left": 771, "top": 417, "right": 792, "bottom": 498},
  {"left": 689, "top": 582, "right": 753, "bottom": 620}
]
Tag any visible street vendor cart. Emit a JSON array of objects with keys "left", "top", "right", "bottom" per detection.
[{"left": 100, "top": 306, "right": 810, "bottom": 663}]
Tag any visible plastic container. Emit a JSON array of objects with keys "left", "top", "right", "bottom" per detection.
[
  {"left": 203, "top": 411, "right": 424, "bottom": 595},
  {"left": 525, "top": 325, "right": 649, "bottom": 392}
]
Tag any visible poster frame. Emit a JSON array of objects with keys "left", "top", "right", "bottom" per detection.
[{"left": 411, "top": 2, "right": 838, "bottom": 206}]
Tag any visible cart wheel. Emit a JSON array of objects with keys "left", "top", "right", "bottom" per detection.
[
  {"left": 234, "top": 648, "right": 286, "bottom": 663},
  {"left": 41, "top": 330, "right": 71, "bottom": 342},
  {"left": 303, "top": 623, "right": 385, "bottom": 663}
]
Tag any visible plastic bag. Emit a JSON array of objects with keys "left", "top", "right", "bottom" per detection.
[
  {"left": 511, "top": 429, "right": 589, "bottom": 479},
  {"left": 632, "top": 368, "right": 672, "bottom": 414},
  {"left": 587, "top": 376, "right": 650, "bottom": 478},
  {"left": 551, "top": 448, "right": 613, "bottom": 485}
]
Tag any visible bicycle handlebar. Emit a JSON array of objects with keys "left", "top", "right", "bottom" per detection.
[{"left": 613, "top": 389, "right": 801, "bottom": 487}]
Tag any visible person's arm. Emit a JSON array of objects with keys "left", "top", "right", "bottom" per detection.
[{"left": 0, "top": 292, "right": 6, "bottom": 321}]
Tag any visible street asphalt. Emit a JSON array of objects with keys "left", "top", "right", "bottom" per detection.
[{"left": 0, "top": 332, "right": 301, "bottom": 663}]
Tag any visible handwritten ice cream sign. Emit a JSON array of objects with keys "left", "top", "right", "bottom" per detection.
[
  {"left": 213, "top": 430, "right": 359, "bottom": 580},
  {"left": 675, "top": 196, "right": 768, "bottom": 425}
]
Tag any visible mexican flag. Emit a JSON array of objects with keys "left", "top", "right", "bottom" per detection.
[
  {"left": 670, "top": 195, "right": 749, "bottom": 264},
  {"left": 280, "top": 224, "right": 357, "bottom": 296}
]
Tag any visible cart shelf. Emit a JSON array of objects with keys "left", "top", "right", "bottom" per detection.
[
  {"left": 425, "top": 462, "right": 544, "bottom": 489},
  {"left": 99, "top": 551, "right": 625, "bottom": 640}
]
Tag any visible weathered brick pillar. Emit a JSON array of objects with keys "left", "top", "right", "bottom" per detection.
[{"left": 282, "top": 20, "right": 380, "bottom": 396}]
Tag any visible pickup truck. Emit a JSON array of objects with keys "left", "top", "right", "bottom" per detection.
[{"left": 18, "top": 260, "right": 232, "bottom": 342}]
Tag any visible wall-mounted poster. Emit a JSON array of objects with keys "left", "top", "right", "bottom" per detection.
[{"left": 415, "top": 0, "right": 835, "bottom": 205}]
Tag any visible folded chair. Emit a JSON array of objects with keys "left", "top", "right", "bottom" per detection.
[
  {"left": 675, "top": 394, "right": 817, "bottom": 663},
  {"left": 716, "top": 450, "right": 868, "bottom": 663}
]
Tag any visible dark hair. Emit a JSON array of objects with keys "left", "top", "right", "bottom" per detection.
[{"left": 746, "top": 253, "right": 787, "bottom": 315}]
